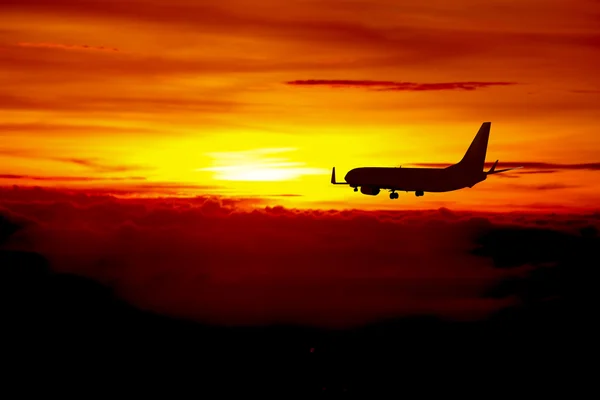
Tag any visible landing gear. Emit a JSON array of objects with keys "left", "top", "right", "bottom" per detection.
[
  {"left": 353, "top": 187, "right": 358, "bottom": 192},
  {"left": 415, "top": 190, "right": 424, "bottom": 197},
  {"left": 389, "top": 192, "right": 399, "bottom": 199}
]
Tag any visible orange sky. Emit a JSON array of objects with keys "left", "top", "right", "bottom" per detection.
[{"left": 1, "top": 0, "right": 600, "bottom": 211}]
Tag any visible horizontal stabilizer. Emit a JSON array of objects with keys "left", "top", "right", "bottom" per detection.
[
  {"left": 487, "top": 161, "right": 522, "bottom": 175},
  {"left": 488, "top": 160, "right": 499, "bottom": 173},
  {"left": 487, "top": 167, "right": 523, "bottom": 174},
  {"left": 331, "top": 167, "right": 348, "bottom": 185}
]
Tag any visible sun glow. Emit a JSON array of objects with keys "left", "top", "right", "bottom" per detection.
[
  {"left": 197, "top": 148, "right": 327, "bottom": 181},
  {"left": 2, "top": 0, "right": 600, "bottom": 210}
]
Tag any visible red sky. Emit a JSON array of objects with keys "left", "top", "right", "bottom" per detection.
[{"left": 1, "top": 0, "right": 600, "bottom": 211}]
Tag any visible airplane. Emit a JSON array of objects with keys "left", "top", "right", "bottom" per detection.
[{"left": 331, "top": 122, "right": 522, "bottom": 199}]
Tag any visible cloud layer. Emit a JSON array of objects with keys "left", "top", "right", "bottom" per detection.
[
  {"left": 17, "top": 42, "right": 120, "bottom": 52},
  {"left": 286, "top": 80, "right": 517, "bottom": 91},
  {"left": 1, "top": 186, "right": 597, "bottom": 327}
]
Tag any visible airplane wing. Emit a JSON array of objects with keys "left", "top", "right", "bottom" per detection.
[
  {"left": 486, "top": 160, "right": 523, "bottom": 175},
  {"left": 331, "top": 167, "right": 349, "bottom": 184}
]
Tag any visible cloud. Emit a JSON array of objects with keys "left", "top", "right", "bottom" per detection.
[
  {"left": 499, "top": 162, "right": 600, "bottom": 170},
  {"left": 0, "top": 174, "right": 146, "bottom": 182},
  {"left": 0, "top": 186, "right": 597, "bottom": 328},
  {"left": 2, "top": 1, "right": 598, "bottom": 89},
  {"left": 1, "top": 2, "right": 424, "bottom": 52},
  {"left": 76, "top": 182, "right": 227, "bottom": 196},
  {"left": 5, "top": 1, "right": 599, "bottom": 55},
  {"left": 0, "top": 93, "right": 247, "bottom": 116},
  {"left": 1, "top": 40, "right": 405, "bottom": 90},
  {"left": 516, "top": 170, "right": 559, "bottom": 175},
  {"left": 17, "top": 42, "right": 119, "bottom": 52},
  {"left": 0, "top": 123, "right": 158, "bottom": 136},
  {"left": 0, "top": 183, "right": 226, "bottom": 199},
  {"left": 285, "top": 80, "right": 517, "bottom": 91},
  {"left": 571, "top": 89, "right": 600, "bottom": 94},
  {"left": 2, "top": 219, "right": 595, "bottom": 394},
  {"left": 411, "top": 161, "right": 600, "bottom": 174},
  {"left": 0, "top": 150, "right": 149, "bottom": 173},
  {"left": 55, "top": 157, "right": 145, "bottom": 173},
  {"left": 500, "top": 183, "right": 582, "bottom": 191}
]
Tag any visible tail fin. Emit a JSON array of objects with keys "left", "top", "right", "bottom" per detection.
[{"left": 457, "top": 122, "right": 491, "bottom": 171}]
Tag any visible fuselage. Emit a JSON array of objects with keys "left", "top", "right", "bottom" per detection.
[{"left": 344, "top": 165, "right": 486, "bottom": 193}]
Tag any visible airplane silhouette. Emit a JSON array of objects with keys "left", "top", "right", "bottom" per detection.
[{"left": 331, "top": 122, "right": 522, "bottom": 199}]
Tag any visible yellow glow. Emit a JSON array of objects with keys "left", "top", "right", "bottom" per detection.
[
  {"left": 1, "top": 1, "right": 600, "bottom": 211},
  {"left": 197, "top": 148, "right": 328, "bottom": 181}
]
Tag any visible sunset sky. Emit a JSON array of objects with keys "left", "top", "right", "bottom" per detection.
[
  {"left": 1, "top": 0, "right": 600, "bottom": 211},
  {"left": 2, "top": 0, "right": 600, "bottom": 333}
]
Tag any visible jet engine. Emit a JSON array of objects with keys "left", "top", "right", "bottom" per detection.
[{"left": 360, "top": 186, "right": 380, "bottom": 196}]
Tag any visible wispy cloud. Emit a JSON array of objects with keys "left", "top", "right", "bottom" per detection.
[
  {"left": 17, "top": 42, "right": 119, "bottom": 52},
  {"left": 55, "top": 157, "right": 146, "bottom": 173},
  {"left": 0, "top": 123, "right": 157, "bottom": 136},
  {"left": 0, "top": 94, "right": 245, "bottom": 115},
  {"left": 0, "top": 150, "right": 149, "bottom": 173},
  {"left": 0, "top": 174, "right": 145, "bottom": 182},
  {"left": 500, "top": 183, "right": 582, "bottom": 191},
  {"left": 286, "top": 80, "right": 517, "bottom": 91},
  {"left": 411, "top": 161, "right": 600, "bottom": 174},
  {"left": 570, "top": 89, "right": 600, "bottom": 94}
]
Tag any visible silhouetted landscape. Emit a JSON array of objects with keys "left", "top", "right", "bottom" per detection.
[{"left": 2, "top": 192, "right": 597, "bottom": 394}]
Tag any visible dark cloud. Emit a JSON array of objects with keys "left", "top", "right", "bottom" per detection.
[
  {"left": 1, "top": 186, "right": 597, "bottom": 328},
  {"left": 412, "top": 161, "right": 600, "bottom": 174},
  {"left": 517, "top": 170, "right": 559, "bottom": 175},
  {"left": 500, "top": 183, "right": 582, "bottom": 191},
  {"left": 17, "top": 42, "right": 119, "bottom": 52},
  {"left": 499, "top": 162, "right": 600, "bottom": 170},
  {"left": 530, "top": 183, "right": 581, "bottom": 190},
  {"left": 286, "top": 80, "right": 517, "bottom": 91}
]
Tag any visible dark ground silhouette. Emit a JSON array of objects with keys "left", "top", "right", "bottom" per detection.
[{"left": 1, "top": 213, "right": 597, "bottom": 395}]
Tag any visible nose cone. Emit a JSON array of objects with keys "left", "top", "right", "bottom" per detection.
[{"left": 344, "top": 169, "right": 355, "bottom": 183}]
